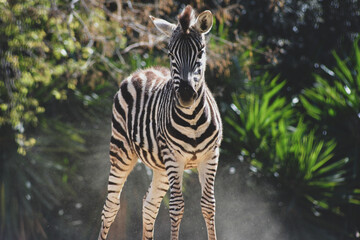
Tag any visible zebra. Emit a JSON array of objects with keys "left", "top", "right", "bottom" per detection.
[{"left": 98, "top": 5, "right": 222, "bottom": 240}]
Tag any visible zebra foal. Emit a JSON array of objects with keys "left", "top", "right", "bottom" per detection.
[{"left": 98, "top": 5, "right": 222, "bottom": 240}]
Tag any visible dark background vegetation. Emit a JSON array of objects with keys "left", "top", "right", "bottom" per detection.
[{"left": 1, "top": 0, "right": 360, "bottom": 239}]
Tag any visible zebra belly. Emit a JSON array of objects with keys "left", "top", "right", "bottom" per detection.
[
  {"left": 133, "top": 143, "right": 165, "bottom": 171},
  {"left": 183, "top": 150, "right": 216, "bottom": 170},
  {"left": 133, "top": 140, "right": 217, "bottom": 171}
]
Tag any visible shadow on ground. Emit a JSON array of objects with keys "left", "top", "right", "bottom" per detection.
[{"left": 50, "top": 121, "right": 337, "bottom": 240}]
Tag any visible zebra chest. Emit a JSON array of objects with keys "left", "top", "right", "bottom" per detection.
[
  {"left": 166, "top": 121, "right": 199, "bottom": 148},
  {"left": 165, "top": 120, "right": 216, "bottom": 167}
]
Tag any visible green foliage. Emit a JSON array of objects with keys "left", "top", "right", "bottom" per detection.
[
  {"left": 300, "top": 39, "right": 360, "bottom": 179},
  {"left": 225, "top": 72, "right": 357, "bottom": 224},
  {"left": 225, "top": 73, "right": 292, "bottom": 169},
  {"left": 273, "top": 120, "right": 350, "bottom": 214},
  {"left": 0, "top": 0, "right": 127, "bottom": 153},
  {"left": 0, "top": 0, "right": 50, "bottom": 132}
]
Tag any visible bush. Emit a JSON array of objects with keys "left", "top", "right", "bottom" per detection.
[
  {"left": 225, "top": 73, "right": 293, "bottom": 170},
  {"left": 300, "top": 38, "right": 360, "bottom": 236},
  {"left": 225, "top": 71, "right": 358, "bottom": 236},
  {"left": 300, "top": 39, "right": 360, "bottom": 181}
]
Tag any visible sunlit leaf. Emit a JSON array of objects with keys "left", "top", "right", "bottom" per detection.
[
  {"left": 299, "top": 96, "right": 321, "bottom": 120},
  {"left": 332, "top": 50, "right": 353, "bottom": 85},
  {"left": 313, "top": 158, "right": 349, "bottom": 177}
]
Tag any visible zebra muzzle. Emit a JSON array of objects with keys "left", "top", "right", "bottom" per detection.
[{"left": 177, "top": 82, "right": 197, "bottom": 107}]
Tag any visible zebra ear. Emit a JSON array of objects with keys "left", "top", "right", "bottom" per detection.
[
  {"left": 194, "top": 10, "right": 213, "bottom": 34},
  {"left": 150, "top": 16, "right": 176, "bottom": 37}
]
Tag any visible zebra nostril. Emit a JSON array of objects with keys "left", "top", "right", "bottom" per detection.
[{"left": 178, "top": 81, "right": 197, "bottom": 101}]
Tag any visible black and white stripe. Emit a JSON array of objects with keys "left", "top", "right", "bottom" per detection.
[{"left": 98, "top": 5, "right": 222, "bottom": 240}]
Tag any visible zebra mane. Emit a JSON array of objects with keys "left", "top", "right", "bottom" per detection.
[{"left": 178, "top": 5, "right": 195, "bottom": 34}]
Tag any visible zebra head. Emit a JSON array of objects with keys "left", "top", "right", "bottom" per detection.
[{"left": 150, "top": 5, "right": 213, "bottom": 108}]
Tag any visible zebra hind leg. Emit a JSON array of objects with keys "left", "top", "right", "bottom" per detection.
[
  {"left": 198, "top": 157, "right": 219, "bottom": 240},
  {"left": 142, "top": 170, "right": 169, "bottom": 240},
  {"left": 98, "top": 147, "right": 137, "bottom": 240}
]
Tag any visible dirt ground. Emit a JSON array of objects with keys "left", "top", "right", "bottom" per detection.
[{"left": 54, "top": 122, "right": 337, "bottom": 240}]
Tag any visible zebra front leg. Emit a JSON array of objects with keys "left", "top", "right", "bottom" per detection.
[
  {"left": 198, "top": 154, "right": 219, "bottom": 240},
  {"left": 165, "top": 159, "right": 185, "bottom": 240},
  {"left": 142, "top": 170, "right": 170, "bottom": 240},
  {"left": 98, "top": 146, "right": 137, "bottom": 240}
]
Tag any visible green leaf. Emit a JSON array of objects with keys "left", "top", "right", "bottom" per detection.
[
  {"left": 313, "top": 158, "right": 349, "bottom": 177},
  {"left": 224, "top": 117, "right": 246, "bottom": 136},
  {"left": 300, "top": 96, "right": 321, "bottom": 120},
  {"left": 332, "top": 50, "right": 354, "bottom": 84},
  {"left": 349, "top": 199, "right": 360, "bottom": 205}
]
